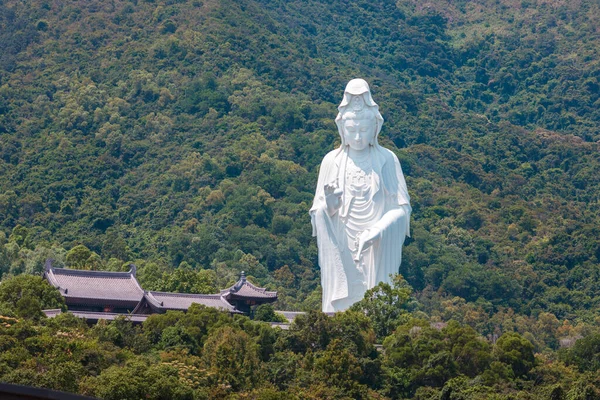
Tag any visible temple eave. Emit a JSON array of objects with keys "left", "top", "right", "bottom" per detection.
[{"left": 226, "top": 294, "right": 277, "bottom": 302}]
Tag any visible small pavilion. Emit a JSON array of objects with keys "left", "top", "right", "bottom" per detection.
[{"left": 220, "top": 271, "right": 277, "bottom": 314}]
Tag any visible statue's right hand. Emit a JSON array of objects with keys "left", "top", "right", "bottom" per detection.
[{"left": 324, "top": 183, "right": 343, "bottom": 215}]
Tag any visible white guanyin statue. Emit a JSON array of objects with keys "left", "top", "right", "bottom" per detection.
[{"left": 310, "top": 79, "right": 412, "bottom": 312}]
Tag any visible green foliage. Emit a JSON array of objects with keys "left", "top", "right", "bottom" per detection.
[
  {"left": 0, "top": 0, "right": 599, "bottom": 323},
  {"left": 202, "top": 325, "right": 260, "bottom": 391},
  {"left": 559, "top": 333, "right": 600, "bottom": 373},
  {"left": 350, "top": 274, "right": 414, "bottom": 339},
  {"left": 0, "top": 305, "right": 594, "bottom": 399},
  {"left": 65, "top": 244, "right": 101, "bottom": 270},
  {"left": 0, "top": 0, "right": 600, "bottom": 396},
  {"left": 382, "top": 319, "right": 493, "bottom": 397},
  {"left": 157, "top": 263, "right": 218, "bottom": 294},
  {"left": 566, "top": 374, "right": 600, "bottom": 400},
  {"left": 92, "top": 317, "right": 150, "bottom": 353},
  {"left": 0, "top": 274, "right": 65, "bottom": 319},
  {"left": 312, "top": 339, "right": 369, "bottom": 399},
  {"left": 253, "top": 304, "right": 287, "bottom": 323},
  {"left": 81, "top": 359, "right": 195, "bottom": 400},
  {"left": 494, "top": 332, "right": 536, "bottom": 377}
]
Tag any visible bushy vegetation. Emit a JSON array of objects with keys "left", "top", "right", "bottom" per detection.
[
  {"left": 0, "top": 274, "right": 599, "bottom": 399},
  {"left": 1, "top": 0, "right": 600, "bottom": 397}
]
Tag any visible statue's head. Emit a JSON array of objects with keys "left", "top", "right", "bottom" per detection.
[
  {"left": 336, "top": 79, "right": 384, "bottom": 148},
  {"left": 340, "top": 109, "right": 377, "bottom": 151}
]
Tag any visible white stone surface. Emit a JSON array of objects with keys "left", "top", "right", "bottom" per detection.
[{"left": 310, "top": 79, "right": 412, "bottom": 312}]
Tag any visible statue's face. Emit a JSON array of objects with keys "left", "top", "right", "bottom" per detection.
[{"left": 343, "top": 118, "right": 375, "bottom": 151}]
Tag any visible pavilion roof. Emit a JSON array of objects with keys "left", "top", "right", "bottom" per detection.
[{"left": 221, "top": 271, "right": 277, "bottom": 302}]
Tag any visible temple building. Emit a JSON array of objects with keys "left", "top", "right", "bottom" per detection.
[{"left": 42, "top": 260, "right": 277, "bottom": 324}]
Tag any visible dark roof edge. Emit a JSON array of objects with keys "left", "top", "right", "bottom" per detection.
[
  {"left": 0, "top": 382, "right": 97, "bottom": 400},
  {"left": 50, "top": 267, "right": 135, "bottom": 278},
  {"left": 226, "top": 293, "right": 278, "bottom": 301},
  {"left": 150, "top": 291, "right": 224, "bottom": 299},
  {"left": 63, "top": 296, "right": 141, "bottom": 305}
]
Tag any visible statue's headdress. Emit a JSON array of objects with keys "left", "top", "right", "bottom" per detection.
[{"left": 335, "top": 79, "right": 384, "bottom": 147}]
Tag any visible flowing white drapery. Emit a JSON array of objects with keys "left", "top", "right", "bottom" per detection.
[{"left": 310, "top": 145, "right": 411, "bottom": 312}]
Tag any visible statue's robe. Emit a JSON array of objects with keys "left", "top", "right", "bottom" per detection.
[{"left": 310, "top": 145, "right": 411, "bottom": 312}]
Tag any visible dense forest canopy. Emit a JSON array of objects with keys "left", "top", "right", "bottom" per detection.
[
  {"left": 1, "top": 0, "right": 598, "bottom": 314},
  {"left": 1, "top": 0, "right": 600, "bottom": 396}
]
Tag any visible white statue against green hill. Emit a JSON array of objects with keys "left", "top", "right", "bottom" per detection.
[{"left": 310, "top": 79, "right": 412, "bottom": 312}]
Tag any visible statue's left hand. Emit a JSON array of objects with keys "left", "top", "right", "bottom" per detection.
[{"left": 354, "top": 227, "right": 382, "bottom": 261}]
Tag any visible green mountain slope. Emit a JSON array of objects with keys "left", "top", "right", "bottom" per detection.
[{"left": 1, "top": 0, "right": 600, "bottom": 320}]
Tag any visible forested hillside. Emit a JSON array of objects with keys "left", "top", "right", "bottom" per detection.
[{"left": 1, "top": 0, "right": 600, "bottom": 396}]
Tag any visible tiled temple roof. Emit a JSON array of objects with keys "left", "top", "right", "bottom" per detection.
[
  {"left": 44, "top": 260, "right": 144, "bottom": 307},
  {"left": 43, "top": 261, "right": 277, "bottom": 320},
  {"left": 145, "top": 291, "right": 238, "bottom": 313},
  {"left": 221, "top": 271, "right": 277, "bottom": 302}
]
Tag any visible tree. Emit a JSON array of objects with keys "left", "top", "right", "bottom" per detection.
[
  {"left": 276, "top": 310, "right": 332, "bottom": 354},
  {"left": 350, "top": 274, "right": 414, "bottom": 339},
  {"left": 442, "top": 321, "right": 491, "bottom": 377},
  {"left": 65, "top": 245, "right": 101, "bottom": 270},
  {"left": 312, "top": 339, "right": 369, "bottom": 399},
  {"left": 382, "top": 319, "right": 493, "bottom": 397},
  {"left": 156, "top": 263, "right": 218, "bottom": 294},
  {"left": 202, "top": 325, "right": 260, "bottom": 391},
  {"left": 0, "top": 275, "right": 65, "bottom": 319},
  {"left": 80, "top": 359, "right": 194, "bottom": 400},
  {"left": 560, "top": 333, "right": 600, "bottom": 373},
  {"left": 494, "top": 332, "right": 536, "bottom": 377},
  {"left": 254, "top": 304, "right": 286, "bottom": 323}
]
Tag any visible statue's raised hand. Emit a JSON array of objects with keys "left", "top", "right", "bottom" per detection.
[{"left": 324, "top": 183, "right": 343, "bottom": 216}]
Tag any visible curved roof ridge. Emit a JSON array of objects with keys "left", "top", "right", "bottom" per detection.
[
  {"left": 218, "top": 295, "right": 237, "bottom": 311},
  {"left": 127, "top": 264, "right": 147, "bottom": 294},
  {"left": 143, "top": 291, "right": 164, "bottom": 308},
  {"left": 51, "top": 267, "right": 135, "bottom": 279},
  {"left": 234, "top": 279, "right": 277, "bottom": 295},
  {"left": 44, "top": 265, "right": 62, "bottom": 293},
  {"left": 221, "top": 272, "right": 273, "bottom": 294},
  {"left": 221, "top": 276, "right": 277, "bottom": 301},
  {"left": 242, "top": 280, "right": 266, "bottom": 292}
]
